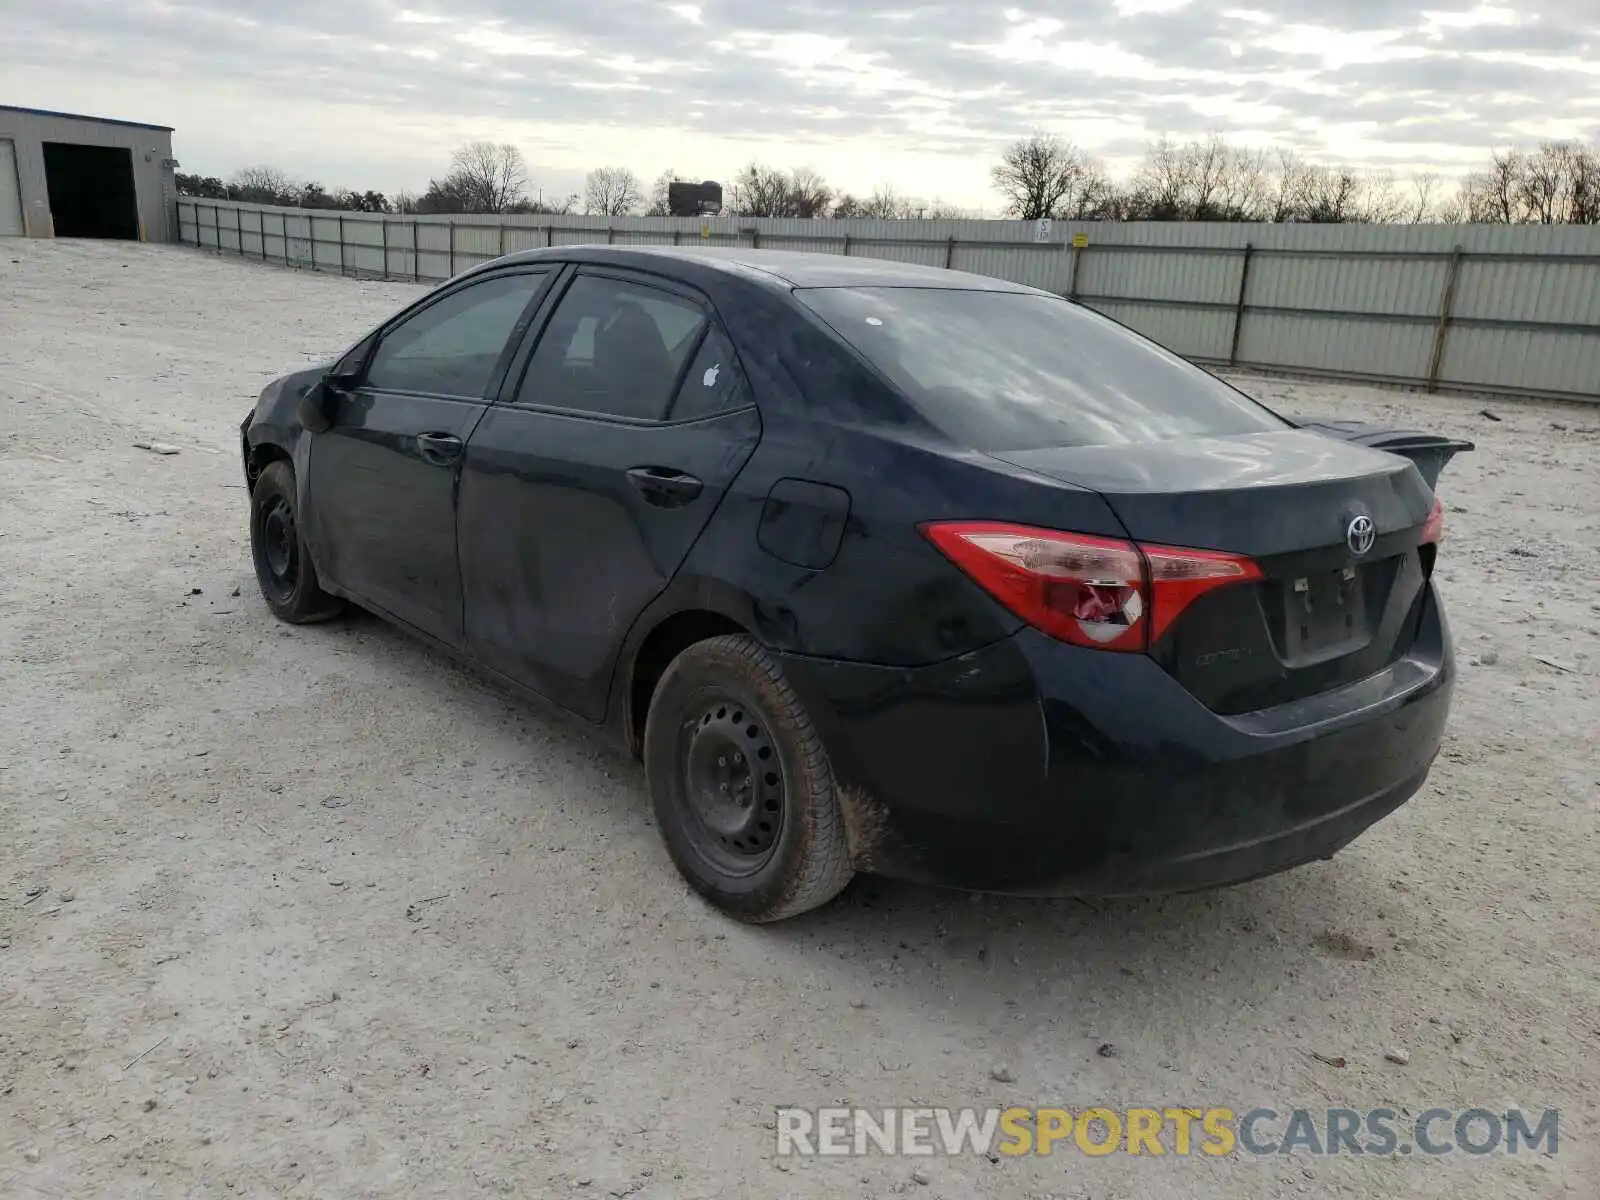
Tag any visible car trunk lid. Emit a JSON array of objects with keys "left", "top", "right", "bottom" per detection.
[{"left": 991, "top": 430, "right": 1438, "bottom": 714}]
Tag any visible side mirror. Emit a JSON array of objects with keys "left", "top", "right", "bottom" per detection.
[
  {"left": 297, "top": 379, "right": 337, "bottom": 434},
  {"left": 298, "top": 370, "right": 362, "bottom": 433},
  {"left": 300, "top": 336, "right": 372, "bottom": 435}
]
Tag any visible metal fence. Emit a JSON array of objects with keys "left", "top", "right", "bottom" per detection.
[{"left": 177, "top": 200, "right": 1600, "bottom": 404}]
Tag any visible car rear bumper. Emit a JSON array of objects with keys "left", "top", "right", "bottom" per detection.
[{"left": 776, "top": 586, "right": 1453, "bottom": 896}]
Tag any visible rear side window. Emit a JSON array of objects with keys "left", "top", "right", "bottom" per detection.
[
  {"left": 517, "top": 274, "right": 707, "bottom": 420},
  {"left": 365, "top": 272, "right": 546, "bottom": 398},
  {"left": 669, "top": 325, "right": 750, "bottom": 421},
  {"left": 794, "top": 286, "right": 1287, "bottom": 451}
]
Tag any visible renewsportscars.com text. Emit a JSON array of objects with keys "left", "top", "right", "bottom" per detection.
[{"left": 776, "top": 1106, "right": 1560, "bottom": 1158}]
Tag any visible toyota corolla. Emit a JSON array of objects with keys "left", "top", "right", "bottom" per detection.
[{"left": 241, "top": 247, "right": 1460, "bottom": 922}]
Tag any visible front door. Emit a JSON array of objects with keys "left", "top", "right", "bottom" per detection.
[
  {"left": 460, "top": 269, "right": 761, "bottom": 719},
  {"left": 306, "top": 268, "right": 552, "bottom": 644}
]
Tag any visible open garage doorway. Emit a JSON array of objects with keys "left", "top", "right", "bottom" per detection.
[{"left": 43, "top": 142, "right": 139, "bottom": 239}]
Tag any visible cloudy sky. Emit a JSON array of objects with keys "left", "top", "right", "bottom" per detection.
[{"left": 4, "top": 1, "right": 1597, "bottom": 207}]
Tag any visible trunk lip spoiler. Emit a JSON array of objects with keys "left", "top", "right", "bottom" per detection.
[{"left": 1286, "top": 415, "right": 1474, "bottom": 490}]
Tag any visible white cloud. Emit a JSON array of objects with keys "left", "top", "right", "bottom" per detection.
[{"left": 2, "top": 0, "right": 1595, "bottom": 209}]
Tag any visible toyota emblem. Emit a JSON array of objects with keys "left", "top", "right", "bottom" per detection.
[{"left": 1346, "top": 514, "right": 1376, "bottom": 556}]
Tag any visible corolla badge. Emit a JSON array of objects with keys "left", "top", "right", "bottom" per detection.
[{"left": 1346, "top": 514, "right": 1376, "bottom": 556}]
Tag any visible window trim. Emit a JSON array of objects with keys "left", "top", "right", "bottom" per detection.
[
  {"left": 356, "top": 266, "right": 555, "bottom": 403},
  {"left": 495, "top": 265, "right": 758, "bottom": 427}
]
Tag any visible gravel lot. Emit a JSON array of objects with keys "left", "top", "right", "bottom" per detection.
[{"left": 2, "top": 239, "right": 1597, "bottom": 1199}]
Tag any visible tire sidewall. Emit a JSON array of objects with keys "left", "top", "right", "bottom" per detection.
[
  {"left": 249, "top": 461, "right": 321, "bottom": 621},
  {"left": 645, "top": 647, "right": 821, "bottom": 918}
]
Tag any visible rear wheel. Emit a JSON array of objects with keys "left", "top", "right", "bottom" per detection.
[
  {"left": 644, "top": 634, "right": 853, "bottom": 922},
  {"left": 249, "top": 460, "right": 342, "bottom": 624}
]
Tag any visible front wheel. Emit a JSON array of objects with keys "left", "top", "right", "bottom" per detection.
[
  {"left": 249, "top": 460, "right": 343, "bottom": 624},
  {"left": 644, "top": 634, "right": 854, "bottom": 922}
]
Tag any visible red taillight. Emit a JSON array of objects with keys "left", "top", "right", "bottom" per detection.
[
  {"left": 1142, "top": 542, "right": 1263, "bottom": 644},
  {"left": 921, "top": 522, "right": 1261, "bottom": 653},
  {"left": 1421, "top": 497, "right": 1444, "bottom": 545}
]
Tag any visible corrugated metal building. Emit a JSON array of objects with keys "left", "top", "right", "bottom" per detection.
[{"left": 0, "top": 106, "right": 176, "bottom": 241}]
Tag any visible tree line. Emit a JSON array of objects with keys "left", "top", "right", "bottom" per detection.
[
  {"left": 177, "top": 134, "right": 1600, "bottom": 225},
  {"left": 989, "top": 133, "right": 1600, "bottom": 224}
]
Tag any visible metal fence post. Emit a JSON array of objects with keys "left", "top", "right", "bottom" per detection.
[
  {"left": 1426, "top": 245, "right": 1465, "bottom": 393},
  {"left": 411, "top": 219, "right": 420, "bottom": 282},
  {"left": 944, "top": 236, "right": 955, "bottom": 270},
  {"left": 1228, "top": 242, "right": 1255, "bottom": 366},
  {"left": 842, "top": 233, "right": 851, "bottom": 256},
  {"left": 448, "top": 222, "right": 456, "bottom": 277},
  {"left": 498, "top": 224, "right": 506, "bottom": 258},
  {"left": 380, "top": 218, "right": 389, "bottom": 278},
  {"left": 1068, "top": 244, "right": 1085, "bottom": 300},
  {"left": 235, "top": 206, "right": 243, "bottom": 255},
  {"left": 546, "top": 226, "right": 554, "bottom": 248},
  {"left": 337, "top": 214, "right": 346, "bottom": 275},
  {"left": 259, "top": 211, "right": 267, "bottom": 261},
  {"left": 607, "top": 225, "right": 616, "bottom": 245}
]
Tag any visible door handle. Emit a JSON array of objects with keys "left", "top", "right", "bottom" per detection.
[
  {"left": 626, "top": 466, "right": 704, "bottom": 508},
  {"left": 416, "top": 432, "right": 463, "bottom": 466}
]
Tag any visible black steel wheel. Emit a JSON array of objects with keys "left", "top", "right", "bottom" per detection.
[
  {"left": 249, "top": 460, "right": 343, "bottom": 624},
  {"left": 257, "top": 494, "right": 299, "bottom": 601},
  {"left": 644, "top": 633, "right": 854, "bottom": 922},
  {"left": 680, "top": 697, "right": 787, "bottom": 875}
]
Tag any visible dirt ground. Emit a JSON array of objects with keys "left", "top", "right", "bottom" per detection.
[{"left": 1, "top": 239, "right": 1596, "bottom": 1200}]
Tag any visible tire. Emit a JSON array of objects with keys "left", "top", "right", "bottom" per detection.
[
  {"left": 249, "top": 460, "right": 343, "bottom": 624},
  {"left": 644, "top": 634, "right": 854, "bottom": 922}
]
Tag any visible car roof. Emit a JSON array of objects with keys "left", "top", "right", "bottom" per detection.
[{"left": 493, "top": 244, "right": 1040, "bottom": 293}]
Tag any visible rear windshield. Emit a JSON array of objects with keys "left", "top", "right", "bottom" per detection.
[{"left": 795, "top": 286, "right": 1286, "bottom": 451}]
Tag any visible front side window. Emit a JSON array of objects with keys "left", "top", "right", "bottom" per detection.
[
  {"left": 516, "top": 274, "right": 707, "bottom": 420},
  {"left": 365, "top": 272, "right": 547, "bottom": 398},
  {"left": 794, "top": 286, "right": 1287, "bottom": 451}
]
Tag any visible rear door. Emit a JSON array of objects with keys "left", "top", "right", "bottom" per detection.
[
  {"left": 306, "top": 268, "right": 552, "bottom": 644},
  {"left": 459, "top": 267, "right": 760, "bottom": 719}
]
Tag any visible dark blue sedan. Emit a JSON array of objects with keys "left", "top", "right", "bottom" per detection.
[{"left": 242, "top": 247, "right": 1458, "bottom": 921}]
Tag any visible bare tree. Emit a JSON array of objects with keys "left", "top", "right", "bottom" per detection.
[
  {"left": 584, "top": 166, "right": 643, "bottom": 216},
  {"left": 1571, "top": 144, "right": 1600, "bottom": 224},
  {"left": 1434, "top": 191, "right": 1468, "bottom": 224},
  {"left": 1126, "top": 138, "right": 1187, "bottom": 219},
  {"left": 1408, "top": 172, "right": 1442, "bottom": 223},
  {"left": 830, "top": 193, "right": 867, "bottom": 218},
  {"left": 229, "top": 166, "right": 299, "bottom": 205},
  {"left": 861, "top": 185, "right": 914, "bottom": 219},
  {"left": 509, "top": 192, "right": 578, "bottom": 215},
  {"left": 1518, "top": 144, "right": 1567, "bottom": 224},
  {"left": 1297, "top": 165, "right": 1363, "bottom": 223},
  {"left": 1125, "top": 135, "right": 1271, "bottom": 221},
  {"left": 1355, "top": 171, "right": 1408, "bottom": 223},
  {"left": 728, "top": 164, "right": 833, "bottom": 217},
  {"left": 645, "top": 169, "right": 687, "bottom": 216},
  {"left": 443, "top": 142, "right": 528, "bottom": 214},
  {"left": 1483, "top": 149, "right": 1524, "bottom": 223},
  {"left": 991, "top": 133, "right": 1107, "bottom": 220},
  {"left": 1184, "top": 134, "right": 1232, "bottom": 219},
  {"left": 1267, "top": 148, "right": 1315, "bottom": 222},
  {"left": 787, "top": 167, "right": 834, "bottom": 218},
  {"left": 728, "top": 164, "right": 790, "bottom": 217},
  {"left": 922, "top": 198, "right": 974, "bottom": 219},
  {"left": 1512, "top": 140, "right": 1600, "bottom": 225},
  {"left": 1215, "top": 145, "right": 1272, "bottom": 221}
]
